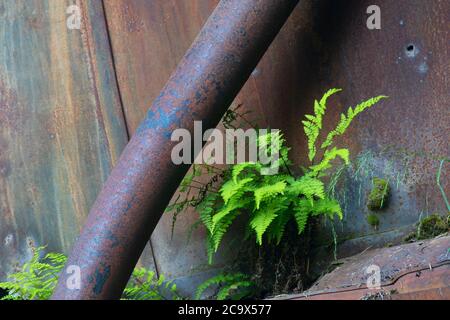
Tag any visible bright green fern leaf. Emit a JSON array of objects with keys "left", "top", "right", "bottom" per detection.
[
  {"left": 220, "top": 177, "right": 253, "bottom": 204},
  {"left": 253, "top": 181, "right": 286, "bottom": 210},
  {"left": 310, "top": 198, "right": 343, "bottom": 220},
  {"left": 302, "top": 88, "right": 342, "bottom": 161},
  {"left": 321, "top": 95, "right": 388, "bottom": 149},
  {"left": 309, "top": 147, "right": 350, "bottom": 176}
]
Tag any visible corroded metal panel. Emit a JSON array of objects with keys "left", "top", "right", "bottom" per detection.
[
  {"left": 102, "top": 0, "right": 450, "bottom": 295},
  {"left": 54, "top": 0, "right": 300, "bottom": 299},
  {"left": 275, "top": 235, "right": 450, "bottom": 300},
  {"left": 0, "top": 0, "right": 129, "bottom": 279},
  {"left": 284, "top": 0, "right": 450, "bottom": 259}
]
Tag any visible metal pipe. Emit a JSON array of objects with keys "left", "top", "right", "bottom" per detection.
[{"left": 52, "top": 0, "right": 299, "bottom": 299}]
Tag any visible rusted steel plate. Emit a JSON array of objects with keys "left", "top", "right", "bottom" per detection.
[
  {"left": 0, "top": 0, "right": 130, "bottom": 280},
  {"left": 103, "top": 0, "right": 222, "bottom": 291},
  {"left": 103, "top": 0, "right": 220, "bottom": 133},
  {"left": 103, "top": 0, "right": 450, "bottom": 294},
  {"left": 274, "top": 235, "right": 450, "bottom": 300},
  {"left": 286, "top": 266, "right": 450, "bottom": 300},
  {"left": 286, "top": 0, "right": 450, "bottom": 258},
  {"left": 102, "top": 0, "right": 321, "bottom": 295},
  {"left": 53, "top": 0, "right": 300, "bottom": 299}
]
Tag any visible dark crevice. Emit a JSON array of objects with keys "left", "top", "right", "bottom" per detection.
[{"left": 100, "top": 0, "right": 131, "bottom": 141}]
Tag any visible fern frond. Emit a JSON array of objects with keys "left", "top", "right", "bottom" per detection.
[
  {"left": 249, "top": 206, "right": 278, "bottom": 245},
  {"left": 206, "top": 233, "right": 216, "bottom": 265},
  {"left": 266, "top": 209, "right": 292, "bottom": 244},
  {"left": 195, "top": 273, "right": 253, "bottom": 300},
  {"left": 253, "top": 181, "right": 286, "bottom": 209},
  {"left": 217, "top": 281, "right": 254, "bottom": 300},
  {"left": 321, "top": 95, "right": 388, "bottom": 149},
  {"left": 211, "top": 210, "right": 240, "bottom": 253},
  {"left": 197, "top": 193, "right": 218, "bottom": 232},
  {"left": 287, "top": 176, "right": 325, "bottom": 200},
  {"left": 211, "top": 196, "right": 251, "bottom": 231},
  {"left": 309, "top": 147, "right": 350, "bottom": 176},
  {"left": 231, "top": 162, "right": 260, "bottom": 183},
  {"left": 311, "top": 198, "right": 343, "bottom": 220},
  {"left": 302, "top": 88, "right": 342, "bottom": 161},
  {"left": 220, "top": 177, "right": 253, "bottom": 204},
  {"left": 293, "top": 197, "right": 343, "bottom": 234},
  {"left": 293, "top": 199, "right": 312, "bottom": 234}
]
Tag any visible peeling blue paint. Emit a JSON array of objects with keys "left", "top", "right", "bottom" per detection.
[{"left": 91, "top": 264, "right": 111, "bottom": 295}]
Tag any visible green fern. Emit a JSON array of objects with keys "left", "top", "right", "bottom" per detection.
[
  {"left": 293, "top": 199, "right": 312, "bottom": 234},
  {"left": 266, "top": 207, "right": 292, "bottom": 244},
  {"left": 181, "top": 88, "right": 386, "bottom": 265},
  {"left": 250, "top": 199, "right": 284, "bottom": 245},
  {"left": 302, "top": 88, "right": 342, "bottom": 161},
  {"left": 123, "top": 268, "right": 182, "bottom": 300},
  {"left": 0, "top": 247, "right": 66, "bottom": 300},
  {"left": 0, "top": 247, "right": 183, "bottom": 300},
  {"left": 309, "top": 147, "right": 350, "bottom": 176},
  {"left": 321, "top": 95, "right": 388, "bottom": 149},
  {"left": 232, "top": 162, "right": 261, "bottom": 183},
  {"left": 220, "top": 177, "right": 254, "bottom": 205},
  {"left": 195, "top": 272, "right": 255, "bottom": 300},
  {"left": 253, "top": 181, "right": 286, "bottom": 210}
]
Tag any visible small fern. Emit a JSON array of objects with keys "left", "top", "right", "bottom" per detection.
[
  {"left": 171, "top": 88, "right": 386, "bottom": 265},
  {"left": 195, "top": 272, "right": 255, "bottom": 300},
  {"left": 302, "top": 88, "right": 342, "bottom": 161},
  {"left": 321, "top": 95, "right": 388, "bottom": 149},
  {"left": 0, "top": 247, "right": 183, "bottom": 300},
  {"left": 0, "top": 247, "right": 66, "bottom": 300},
  {"left": 122, "top": 268, "right": 182, "bottom": 300}
]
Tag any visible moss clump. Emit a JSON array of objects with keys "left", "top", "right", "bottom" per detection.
[
  {"left": 404, "top": 213, "right": 450, "bottom": 242},
  {"left": 417, "top": 214, "right": 449, "bottom": 240},
  {"left": 366, "top": 213, "right": 380, "bottom": 229},
  {"left": 367, "top": 178, "right": 390, "bottom": 210}
]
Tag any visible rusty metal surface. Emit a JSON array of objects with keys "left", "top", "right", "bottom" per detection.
[
  {"left": 52, "top": 0, "right": 300, "bottom": 299},
  {"left": 0, "top": 0, "right": 128, "bottom": 280},
  {"left": 289, "top": 0, "right": 450, "bottom": 257},
  {"left": 103, "top": 1, "right": 223, "bottom": 291},
  {"left": 288, "top": 266, "right": 450, "bottom": 300},
  {"left": 274, "top": 235, "right": 450, "bottom": 300},
  {"left": 1, "top": 0, "right": 448, "bottom": 299},
  {"left": 102, "top": 0, "right": 450, "bottom": 295}
]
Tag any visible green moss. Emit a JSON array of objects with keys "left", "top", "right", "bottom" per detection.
[
  {"left": 366, "top": 213, "right": 380, "bottom": 228},
  {"left": 417, "top": 213, "right": 449, "bottom": 240},
  {"left": 367, "top": 177, "right": 390, "bottom": 210},
  {"left": 404, "top": 213, "right": 450, "bottom": 242}
]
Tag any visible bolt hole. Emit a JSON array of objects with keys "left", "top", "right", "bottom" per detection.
[{"left": 406, "top": 44, "right": 414, "bottom": 52}]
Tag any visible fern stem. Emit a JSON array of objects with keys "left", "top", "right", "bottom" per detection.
[
  {"left": 186, "top": 185, "right": 219, "bottom": 194},
  {"left": 190, "top": 179, "right": 219, "bottom": 192},
  {"left": 437, "top": 159, "right": 450, "bottom": 212},
  {"left": 201, "top": 163, "right": 224, "bottom": 174}
]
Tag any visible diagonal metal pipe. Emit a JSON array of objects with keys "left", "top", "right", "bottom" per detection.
[{"left": 52, "top": 0, "right": 299, "bottom": 299}]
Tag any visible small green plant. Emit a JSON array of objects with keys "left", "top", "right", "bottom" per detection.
[
  {"left": 195, "top": 272, "right": 255, "bottom": 300},
  {"left": 404, "top": 213, "right": 450, "bottom": 242},
  {"left": 181, "top": 88, "right": 387, "bottom": 262},
  {"left": 0, "top": 247, "right": 182, "bottom": 300},
  {"left": 0, "top": 247, "right": 65, "bottom": 300},
  {"left": 123, "top": 267, "right": 182, "bottom": 300},
  {"left": 366, "top": 213, "right": 380, "bottom": 229},
  {"left": 367, "top": 177, "right": 390, "bottom": 210},
  {"left": 417, "top": 213, "right": 449, "bottom": 240},
  {"left": 437, "top": 159, "right": 450, "bottom": 213}
]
